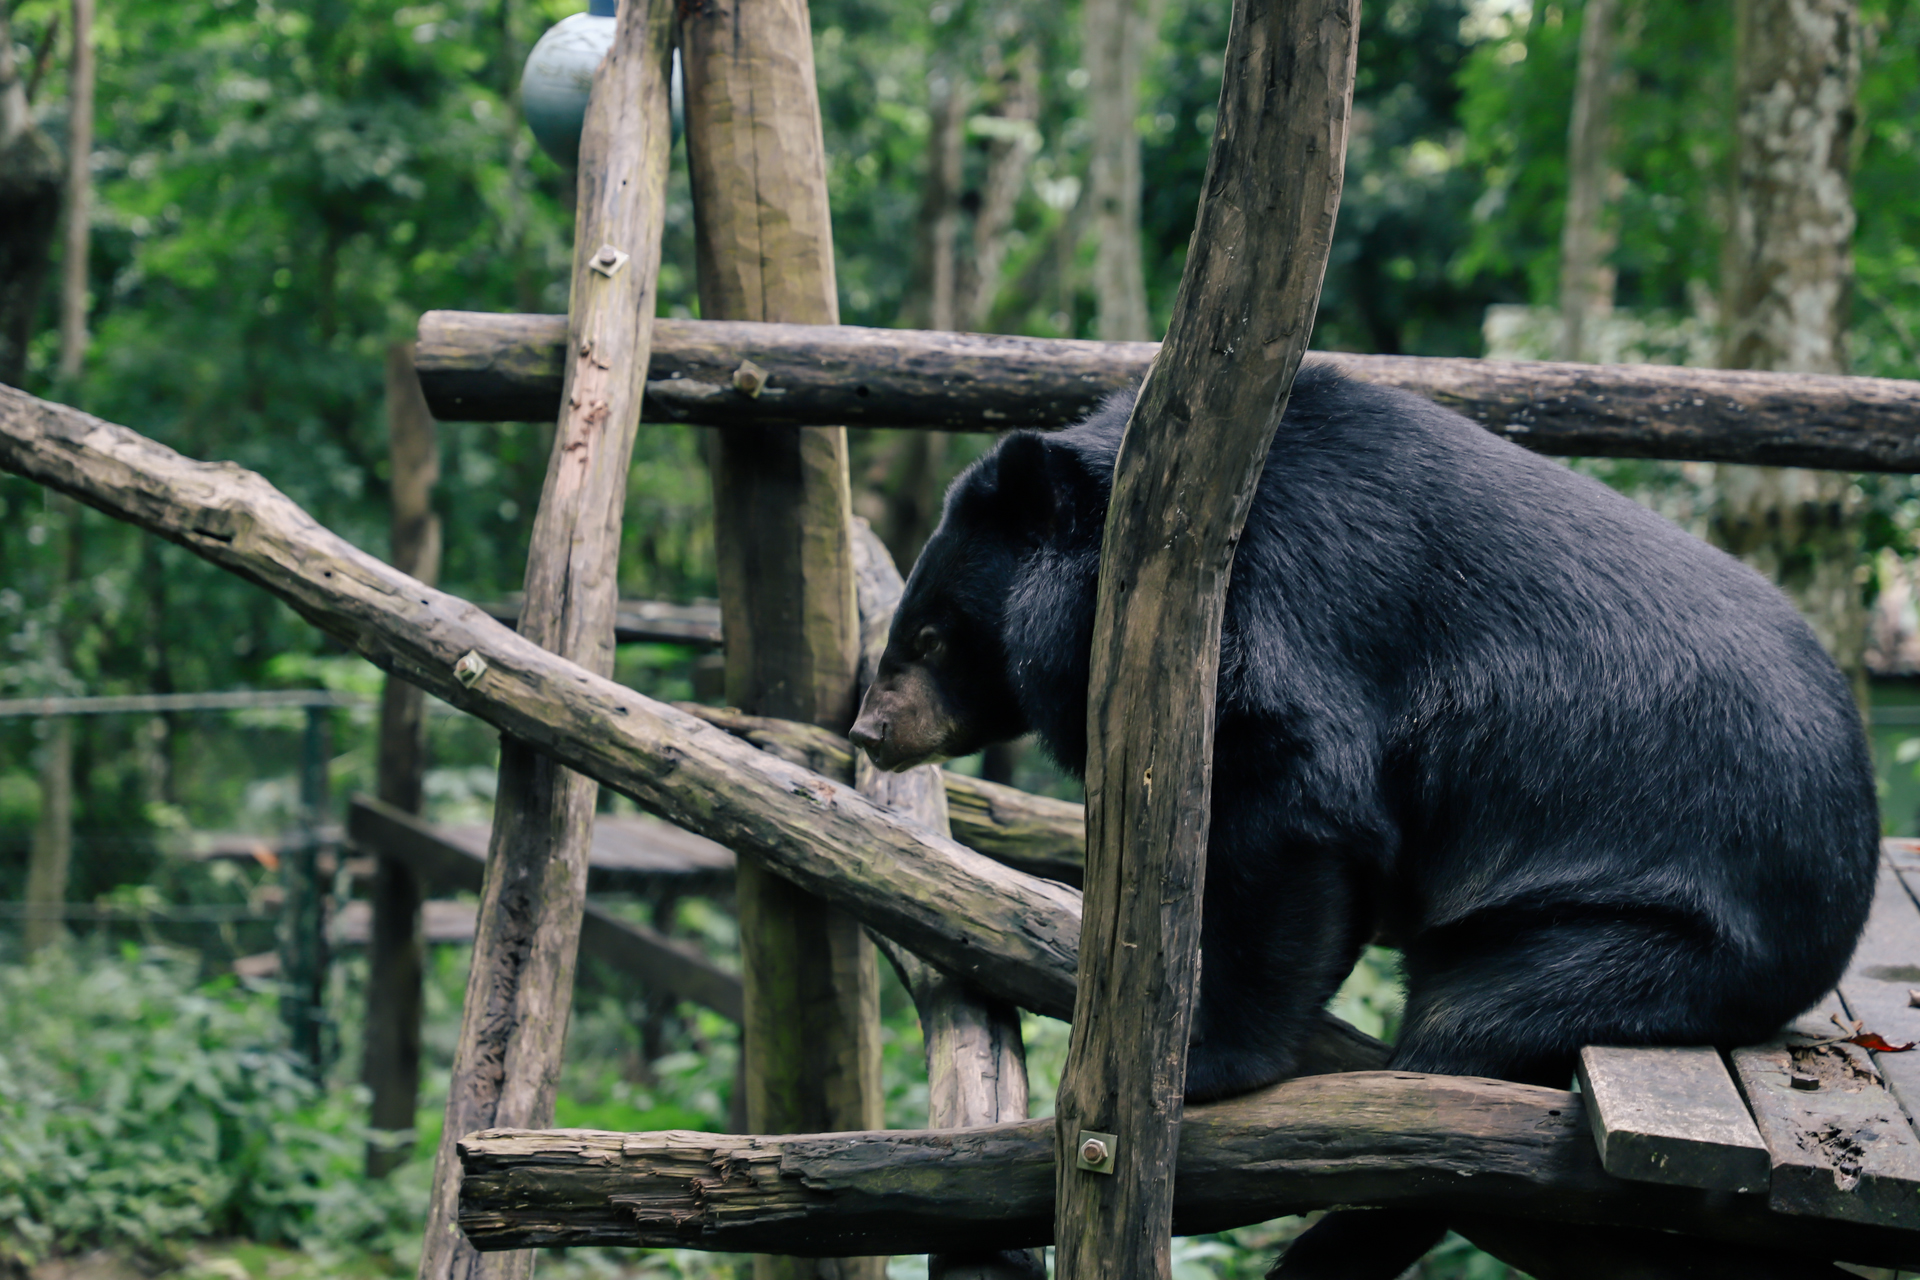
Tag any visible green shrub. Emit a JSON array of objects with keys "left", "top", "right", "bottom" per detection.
[{"left": 0, "top": 945, "right": 421, "bottom": 1271}]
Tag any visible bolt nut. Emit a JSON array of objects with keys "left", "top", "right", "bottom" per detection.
[
  {"left": 1790, "top": 1072, "right": 1821, "bottom": 1091},
  {"left": 732, "top": 359, "right": 769, "bottom": 398},
  {"left": 453, "top": 650, "right": 489, "bottom": 688},
  {"left": 1074, "top": 1128, "right": 1117, "bottom": 1174},
  {"left": 587, "top": 244, "right": 629, "bottom": 278}
]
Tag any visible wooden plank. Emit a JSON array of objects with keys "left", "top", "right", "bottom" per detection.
[
  {"left": 344, "top": 797, "right": 743, "bottom": 1021},
  {"left": 1731, "top": 999, "right": 1920, "bottom": 1228},
  {"left": 1836, "top": 852, "right": 1920, "bottom": 1134},
  {"left": 1575, "top": 1045, "right": 1769, "bottom": 1192},
  {"left": 1050, "top": 2, "right": 1359, "bottom": 1276},
  {"left": 348, "top": 794, "right": 735, "bottom": 896},
  {"left": 454, "top": 1071, "right": 1920, "bottom": 1270},
  {"left": 413, "top": 309, "right": 1920, "bottom": 476}
]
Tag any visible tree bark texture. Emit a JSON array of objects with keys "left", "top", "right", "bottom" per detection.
[
  {"left": 416, "top": 0, "right": 677, "bottom": 1276},
  {"left": 57, "top": 0, "right": 92, "bottom": 383},
  {"left": 364, "top": 341, "right": 442, "bottom": 1179},
  {"left": 412, "top": 311, "right": 1920, "bottom": 474},
  {"left": 1053, "top": 3, "right": 1357, "bottom": 1277},
  {"left": 850, "top": 519, "right": 1043, "bottom": 1280},
  {"left": 1084, "top": 0, "right": 1152, "bottom": 340},
  {"left": 451, "top": 1071, "right": 1920, "bottom": 1271},
  {"left": 0, "top": 3, "right": 62, "bottom": 388},
  {"left": 0, "top": 377, "right": 1404, "bottom": 1071},
  {"left": 679, "top": 10, "right": 881, "bottom": 1280},
  {"left": 1557, "top": 0, "right": 1617, "bottom": 363},
  {"left": 1713, "top": 0, "right": 1863, "bottom": 679}
]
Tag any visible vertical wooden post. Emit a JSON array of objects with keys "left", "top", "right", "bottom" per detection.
[
  {"left": 1050, "top": 1, "right": 1359, "bottom": 1277},
  {"left": 850, "top": 522, "right": 1041, "bottom": 1280},
  {"left": 678, "top": 7, "right": 881, "bottom": 1279},
  {"left": 280, "top": 704, "right": 332, "bottom": 1077},
  {"left": 413, "top": 0, "right": 677, "bottom": 1275},
  {"left": 363, "top": 341, "right": 442, "bottom": 1177},
  {"left": 57, "top": 0, "right": 93, "bottom": 384}
]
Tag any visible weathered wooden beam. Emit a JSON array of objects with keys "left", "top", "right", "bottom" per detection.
[
  {"left": 1835, "top": 855, "right": 1920, "bottom": 1132},
  {"left": 1731, "top": 1000, "right": 1920, "bottom": 1229},
  {"left": 1574, "top": 1045, "right": 1768, "bottom": 1193},
  {"left": 364, "top": 340, "right": 440, "bottom": 1179},
  {"left": 677, "top": 702, "right": 1085, "bottom": 884},
  {"left": 0, "top": 383, "right": 1392, "bottom": 1068},
  {"left": 452, "top": 1071, "right": 1920, "bottom": 1270},
  {"left": 680, "top": 6, "right": 881, "bottom": 1271},
  {"left": 1052, "top": 1, "right": 1358, "bottom": 1276},
  {"left": 415, "top": 310, "right": 1920, "bottom": 474},
  {"left": 417, "top": 0, "right": 680, "bottom": 1275}
]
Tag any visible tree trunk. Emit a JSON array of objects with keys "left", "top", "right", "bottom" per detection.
[
  {"left": 0, "top": 4, "right": 62, "bottom": 388},
  {"left": 879, "top": 81, "right": 965, "bottom": 567},
  {"left": 1557, "top": 0, "right": 1618, "bottom": 364},
  {"left": 364, "top": 342, "right": 441, "bottom": 1178},
  {"left": 1083, "top": 0, "right": 1151, "bottom": 341},
  {"left": 1052, "top": 2, "right": 1359, "bottom": 1276},
  {"left": 1712, "top": 0, "right": 1862, "bottom": 682},
  {"left": 56, "top": 0, "right": 92, "bottom": 385},
  {"left": 679, "top": 3, "right": 881, "bottom": 1277},
  {"left": 414, "top": 1, "right": 678, "bottom": 1276},
  {"left": 23, "top": 716, "right": 73, "bottom": 952},
  {"left": 961, "top": 42, "right": 1040, "bottom": 332}
]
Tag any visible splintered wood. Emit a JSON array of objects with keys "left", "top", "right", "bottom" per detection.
[{"left": 1730, "top": 1001, "right": 1920, "bottom": 1228}]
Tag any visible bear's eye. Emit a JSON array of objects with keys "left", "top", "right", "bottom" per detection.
[{"left": 914, "top": 626, "right": 945, "bottom": 662}]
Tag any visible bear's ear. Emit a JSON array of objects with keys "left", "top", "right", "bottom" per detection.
[{"left": 992, "top": 432, "right": 1100, "bottom": 544}]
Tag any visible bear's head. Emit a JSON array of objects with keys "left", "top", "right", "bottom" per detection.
[{"left": 851, "top": 424, "right": 1114, "bottom": 773}]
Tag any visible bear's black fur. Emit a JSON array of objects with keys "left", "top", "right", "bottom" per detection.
[{"left": 857, "top": 364, "right": 1879, "bottom": 1104}]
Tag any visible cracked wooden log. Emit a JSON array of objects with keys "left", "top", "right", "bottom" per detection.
[
  {"left": 0, "top": 379, "right": 1381, "bottom": 1074},
  {"left": 451, "top": 1071, "right": 1920, "bottom": 1270},
  {"left": 676, "top": 702, "right": 1085, "bottom": 884},
  {"left": 414, "top": 310, "right": 1920, "bottom": 474}
]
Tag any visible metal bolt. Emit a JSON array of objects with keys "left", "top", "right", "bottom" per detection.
[
  {"left": 732, "top": 359, "right": 769, "bottom": 398},
  {"left": 1074, "top": 1129, "right": 1117, "bottom": 1174},
  {"left": 454, "top": 650, "right": 489, "bottom": 688},
  {"left": 1790, "top": 1072, "right": 1821, "bottom": 1091},
  {"left": 587, "top": 244, "right": 629, "bottom": 278}
]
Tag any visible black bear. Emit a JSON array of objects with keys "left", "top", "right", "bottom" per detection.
[{"left": 849, "top": 366, "right": 1879, "bottom": 1273}]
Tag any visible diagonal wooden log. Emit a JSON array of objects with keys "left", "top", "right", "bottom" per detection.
[
  {"left": 417, "top": 0, "right": 679, "bottom": 1276},
  {"left": 0, "top": 382, "right": 1386, "bottom": 1067},
  {"left": 451, "top": 1071, "right": 1920, "bottom": 1270},
  {"left": 414, "top": 310, "right": 1920, "bottom": 474}
]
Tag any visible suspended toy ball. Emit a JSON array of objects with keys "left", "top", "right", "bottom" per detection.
[{"left": 520, "top": 0, "right": 618, "bottom": 169}]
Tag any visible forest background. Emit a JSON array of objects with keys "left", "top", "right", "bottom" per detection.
[{"left": 0, "top": 0, "right": 1918, "bottom": 1278}]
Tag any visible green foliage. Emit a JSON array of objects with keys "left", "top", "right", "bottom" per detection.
[{"left": 0, "top": 946, "right": 423, "bottom": 1271}]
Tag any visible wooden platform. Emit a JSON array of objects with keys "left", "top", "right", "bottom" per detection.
[
  {"left": 1579, "top": 839, "right": 1920, "bottom": 1231},
  {"left": 346, "top": 795, "right": 742, "bottom": 1019}
]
